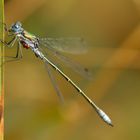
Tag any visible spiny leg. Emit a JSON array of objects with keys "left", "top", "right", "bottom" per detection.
[
  {"left": 0, "top": 37, "right": 16, "bottom": 66},
  {"left": 0, "top": 36, "right": 16, "bottom": 48},
  {"left": 1, "top": 41, "right": 23, "bottom": 67},
  {"left": 0, "top": 21, "right": 14, "bottom": 36},
  {"left": 5, "top": 41, "right": 23, "bottom": 63},
  {"left": 0, "top": 21, "right": 8, "bottom": 32}
]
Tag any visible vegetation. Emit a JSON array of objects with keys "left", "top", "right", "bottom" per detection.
[{"left": 0, "top": 0, "right": 4, "bottom": 139}]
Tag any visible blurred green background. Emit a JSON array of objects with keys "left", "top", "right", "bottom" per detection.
[{"left": 4, "top": 0, "right": 140, "bottom": 139}]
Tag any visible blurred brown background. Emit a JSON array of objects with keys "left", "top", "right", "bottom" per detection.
[{"left": 4, "top": 0, "right": 140, "bottom": 140}]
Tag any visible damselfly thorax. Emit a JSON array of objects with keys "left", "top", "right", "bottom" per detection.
[
  {"left": 19, "top": 33, "right": 37, "bottom": 49},
  {"left": 16, "top": 30, "right": 43, "bottom": 58}
]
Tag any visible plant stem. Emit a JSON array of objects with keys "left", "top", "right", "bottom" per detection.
[{"left": 0, "top": 0, "right": 4, "bottom": 139}]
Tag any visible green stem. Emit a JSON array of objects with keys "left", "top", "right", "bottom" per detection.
[
  {"left": 0, "top": 0, "right": 4, "bottom": 139},
  {"left": 0, "top": 0, "right": 4, "bottom": 92}
]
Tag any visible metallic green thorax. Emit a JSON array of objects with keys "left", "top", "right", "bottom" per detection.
[{"left": 23, "top": 30, "right": 37, "bottom": 41}]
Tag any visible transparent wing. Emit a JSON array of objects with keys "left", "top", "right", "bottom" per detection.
[
  {"left": 39, "top": 42, "right": 92, "bottom": 80},
  {"left": 39, "top": 37, "right": 87, "bottom": 54},
  {"left": 45, "top": 61, "right": 64, "bottom": 103}
]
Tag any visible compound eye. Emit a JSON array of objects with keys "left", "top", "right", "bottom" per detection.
[{"left": 15, "top": 24, "right": 19, "bottom": 29}]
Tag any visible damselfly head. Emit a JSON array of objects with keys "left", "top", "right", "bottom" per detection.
[{"left": 9, "top": 21, "right": 23, "bottom": 34}]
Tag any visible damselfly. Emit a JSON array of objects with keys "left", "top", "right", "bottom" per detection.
[{"left": 0, "top": 21, "right": 113, "bottom": 126}]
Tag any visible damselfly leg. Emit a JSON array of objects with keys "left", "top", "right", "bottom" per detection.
[
  {"left": 0, "top": 21, "right": 8, "bottom": 32},
  {"left": 0, "top": 37, "right": 23, "bottom": 64}
]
